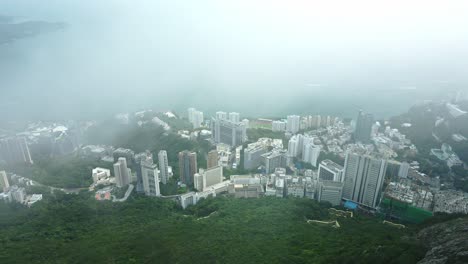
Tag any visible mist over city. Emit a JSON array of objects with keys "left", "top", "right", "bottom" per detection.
[
  {"left": 1, "top": 1, "right": 467, "bottom": 121},
  {"left": 1, "top": 1, "right": 468, "bottom": 264}
]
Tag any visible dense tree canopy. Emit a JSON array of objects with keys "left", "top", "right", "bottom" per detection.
[{"left": 0, "top": 194, "right": 428, "bottom": 264}]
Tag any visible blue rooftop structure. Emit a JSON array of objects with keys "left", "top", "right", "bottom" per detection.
[{"left": 344, "top": 201, "right": 358, "bottom": 210}]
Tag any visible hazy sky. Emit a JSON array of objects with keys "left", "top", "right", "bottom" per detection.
[{"left": 1, "top": 0, "right": 467, "bottom": 121}]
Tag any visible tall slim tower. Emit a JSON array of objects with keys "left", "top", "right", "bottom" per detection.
[
  {"left": 158, "top": 150, "right": 169, "bottom": 184},
  {"left": 342, "top": 153, "right": 387, "bottom": 208},
  {"left": 178, "top": 151, "right": 197, "bottom": 187},
  {"left": 286, "top": 115, "right": 300, "bottom": 134},
  {"left": 207, "top": 149, "right": 218, "bottom": 169},
  {"left": 141, "top": 162, "right": 160, "bottom": 196},
  {"left": 0, "top": 171, "right": 10, "bottom": 192},
  {"left": 354, "top": 110, "right": 374, "bottom": 143},
  {"left": 114, "top": 157, "right": 131, "bottom": 188}
]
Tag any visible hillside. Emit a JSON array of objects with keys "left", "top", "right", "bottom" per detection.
[
  {"left": 0, "top": 194, "right": 428, "bottom": 264},
  {"left": 417, "top": 216, "right": 468, "bottom": 264}
]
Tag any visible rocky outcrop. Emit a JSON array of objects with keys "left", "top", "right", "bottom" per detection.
[{"left": 417, "top": 217, "right": 468, "bottom": 264}]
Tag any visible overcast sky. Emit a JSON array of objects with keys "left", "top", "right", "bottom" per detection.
[{"left": 1, "top": 0, "right": 467, "bottom": 121}]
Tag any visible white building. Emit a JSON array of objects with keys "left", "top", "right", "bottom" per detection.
[
  {"left": 141, "top": 162, "right": 160, "bottom": 196},
  {"left": 398, "top": 162, "right": 410, "bottom": 178},
  {"left": 114, "top": 157, "right": 131, "bottom": 188},
  {"left": 194, "top": 166, "right": 223, "bottom": 191},
  {"left": 229, "top": 112, "right": 240, "bottom": 123},
  {"left": 287, "top": 115, "right": 300, "bottom": 134},
  {"left": 92, "top": 168, "right": 111, "bottom": 184},
  {"left": 10, "top": 186, "right": 26, "bottom": 203},
  {"left": 318, "top": 160, "right": 344, "bottom": 182},
  {"left": 27, "top": 194, "right": 43, "bottom": 207},
  {"left": 303, "top": 144, "right": 321, "bottom": 167},
  {"left": 287, "top": 134, "right": 303, "bottom": 158},
  {"left": 188, "top": 108, "right": 204, "bottom": 129},
  {"left": 0, "top": 171, "right": 9, "bottom": 192},
  {"left": 272, "top": 120, "right": 287, "bottom": 132},
  {"left": 216, "top": 111, "right": 227, "bottom": 120}
]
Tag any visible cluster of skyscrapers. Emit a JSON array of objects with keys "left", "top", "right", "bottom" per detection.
[
  {"left": 110, "top": 148, "right": 172, "bottom": 197},
  {"left": 288, "top": 134, "right": 321, "bottom": 167}
]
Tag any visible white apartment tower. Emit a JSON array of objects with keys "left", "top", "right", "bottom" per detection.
[
  {"left": 229, "top": 112, "right": 240, "bottom": 123},
  {"left": 286, "top": 115, "right": 300, "bottom": 134},
  {"left": 141, "top": 162, "right": 161, "bottom": 196},
  {"left": 114, "top": 157, "right": 131, "bottom": 188}
]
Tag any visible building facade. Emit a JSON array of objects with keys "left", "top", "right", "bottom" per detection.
[
  {"left": 207, "top": 149, "right": 219, "bottom": 169},
  {"left": 342, "top": 153, "right": 387, "bottom": 208},
  {"left": 141, "top": 162, "right": 160, "bottom": 196},
  {"left": 158, "top": 150, "right": 170, "bottom": 184},
  {"left": 178, "top": 151, "right": 197, "bottom": 187},
  {"left": 114, "top": 157, "right": 131, "bottom": 188},
  {"left": 318, "top": 160, "right": 344, "bottom": 182}
]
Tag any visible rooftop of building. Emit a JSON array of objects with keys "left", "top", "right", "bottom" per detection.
[{"left": 319, "top": 159, "right": 343, "bottom": 172}]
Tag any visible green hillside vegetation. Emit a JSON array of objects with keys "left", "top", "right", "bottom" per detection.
[
  {"left": 390, "top": 102, "right": 468, "bottom": 190},
  {"left": 0, "top": 194, "right": 427, "bottom": 264},
  {"left": 3, "top": 155, "right": 112, "bottom": 189}
]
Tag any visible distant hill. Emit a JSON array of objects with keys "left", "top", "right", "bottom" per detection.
[
  {"left": 390, "top": 100, "right": 468, "bottom": 163},
  {"left": 0, "top": 15, "right": 66, "bottom": 44}
]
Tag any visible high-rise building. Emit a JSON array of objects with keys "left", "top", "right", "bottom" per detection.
[
  {"left": 287, "top": 134, "right": 303, "bottom": 158},
  {"left": 262, "top": 150, "right": 287, "bottom": 174},
  {"left": 215, "top": 111, "right": 227, "bottom": 120},
  {"left": 204, "top": 166, "right": 223, "bottom": 188},
  {"left": 244, "top": 144, "right": 268, "bottom": 170},
  {"left": 188, "top": 108, "right": 204, "bottom": 128},
  {"left": 229, "top": 112, "right": 240, "bottom": 123},
  {"left": 342, "top": 153, "right": 387, "bottom": 208},
  {"left": 0, "top": 137, "right": 33, "bottom": 165},
  {"left": 194, "top": 172, "right": 203, "bottom": 191},
  {"left": 187, "top": 108, "right": 196, "bottom": 123},
  {"left": 10, "top": 186, "right": 26, "bottom": 203},
  {"left": 192, "top": 110, "right": 204, "bottom": 129},
  {"left": 178, "top": 151, "right": 197, "bottom": 186},
  {"left": 317, "top": 180, "right": 344, "bottom": 206},
  {"left": 207, "top": 149, "right": 219, "bottom": 169},
  {"left": 354, "top": 110, "right": 374, "bottom": 143},
  {"left": 272, "top": 120, "right": 287, "bottom": 132},
  {"left": 241, "top": 119, "right": 250, "bottom": 129},
  {"left": 0, "top": 171, "right": 10, "bottom": 192},
  {"left": 385, "top": 161, "right": 409, "bottom": 179},
  {"left": 135, "top": 151, "right": 153, "bottom": 193},
  {"left": 158, "top": 150, "right": 170, "bottom": 184},
  {"left": 398, "top": 162, "right": 410, "bottom": 178},
  {"left": 212, "top": 118, "right": 246, "bottom": 147},
  {"left": 141, "top": 161, "right": 160, "bottom": 196},
  {"left": 318, "top": 160, "right": 344, "bottom": 182},
  {"left": 286, "top": 115, "right": 300, "bottom": 134},
  {"left": 114, "top": 157, "right": 131, "bottom": 188},
  {"left": 303, "top": 144, "right": 321, "bottom": 167},
  {"left": 194, "top": 166, "right": 223, "bottom": 191}
]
